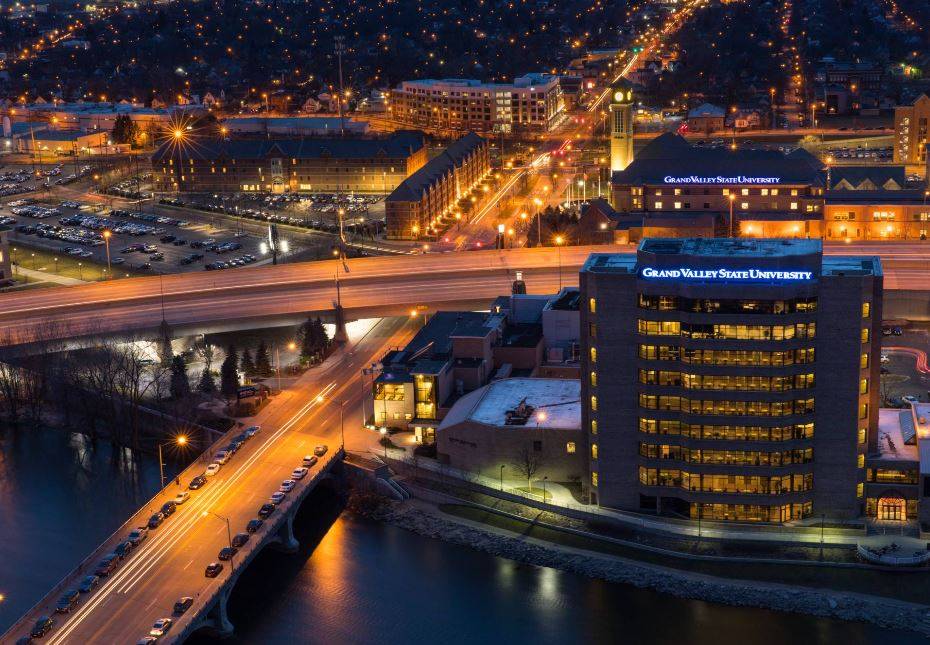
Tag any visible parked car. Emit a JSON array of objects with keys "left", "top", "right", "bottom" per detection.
[
  {"left": 173, "top": 596, "right": 194, "bottom": 615},
  {"left": 245, "top": 425, "right": 261, "bottom": 437},
  {"left": 279, "top": 479, "right": 296, "bottom": 493},
  {"left": 113, "top": 541, "right": 134, "bottom": 560},
  {"left": 78, "top": 575, "right": 99, "bottom": 593},
  {"left": 55, "top": 589, "right": 79, "bottom": 613},
  {"left": 128, "top": 527, "right": 148, "bottom": 545},
  {"left": 313, "top": 445, "right": 328, "bottom": 457},
  {"left": 147, "top": 512, "right": 165, "bottom": 529},
  {"left": 149, "top": 618, "right": 173, "bottom": 637},
  {"left": 218, "top": 546, "right": 238, "bottom": 561},
  {"left": 246, "top": 518, "right": 264, "bottom": 533},
  {"left": 205, "top": 463, "right": 221, "bottom": 477},
  {"left": 231, "top": 533, "right": 250, "bottom": 547},
  {"left": 292, "top": 467, "right": 309, "bottom": 480},
  {"left": 94, "top": 555, "right": 119, "bottom": 576},
  {"left": 205, "top": 562, "right": 224, "bottom": 578},
  {"left": 302, "top": 455, "right": 318, "bottom": 468},
  {"left": 173, "top": 491, "right": 190, "bottom": 505},
  {"left": 270, "top": 492, "right": 286, "bottom": 505},
  {"left": 214, "top": 450, "right": 230, "bottom": 465},
  {"left": 258, "top": 503, "right": 276, "bottom": 518},
  {"left": 188, "top": 475, "right": 207, "bottom": 490},
  {"left": 136, "top": 637, "right": 158, "bottom": 645},
  {"left": 161, "top": 501, "right": 177, "bottom": 517},
  {"left": 31, "top": 616, "right": 54, "bottom": 638}
]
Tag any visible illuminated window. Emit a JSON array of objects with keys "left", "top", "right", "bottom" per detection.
[
  {"left": 591, "top": 420, "right": 598, "bottom": 435},
  {"left": 591, "top": 443, "right": 598, "bottom": 459},
  {"left": 857, "top": 482, "right": 864, "bottom": 498},
  {"left": 860, "top": 353, "right": 869, "bottom": 369},
  {"left": 857, "top": 453, "right": 865, "bottom": 468},
  {"left": 771, "top": 189, "right": 779, "bottom": 196},
  {"left": 589, "top": 298, "right": 596, "bottom": 313},
  {"left": 862, "top": 302, "right": 871, "bottom": 318},
  {"left": 591, "top": 396, "right": 598, "bottom": 412},
  {"left": 591, "top": 471, "right": 598, "bottom": 487},
  {"left": 740, "top": 202, "right": 749, "bottom": 209},
  {"left": 566, "top": 442, "right": 576, "bottom": 454},
  {"left": 858, "top": 428, "right": 867, "bottom": 445},
  {"left": 655, "top": 201, "right": 663, "bottom": 209},
  {"left": 790, "top": 202, "right": 798, "bottom": 210},
  {"left": 590, "top": 371, "right": 597, "bottom": 387},
  {"left": 674, "top": 201, "right": 682, "bottom": 209},
  {"left": 859, "top": 378, "right": 868, "bottom": 394},
  {"left": 861, "top": 328, "right": 870, "bottom": 343},
  {"left": 859, "top": 403, "right": 869, "bottom": 420},
  {"left": 590, "top": 347, "right": 597, "bottom": 363},
  {"left": 741, "top": 188, "right": 749, "bottom": 196}
]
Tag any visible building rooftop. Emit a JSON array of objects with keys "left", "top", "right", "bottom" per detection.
[
  {"left": 387, "top": 132, "right": 485, "bottom": 203},
  {"left": 397, "top": 73, "right": 559, "bottom": 91},
  {"left": 439, "top": 377, "right": 580, "bottom": 431},
  {"left": 876, "top": 409, "right": 919, "bottom": 463},
  {"left": 638, "top": 237, "right": 823, "bottom": 258}
]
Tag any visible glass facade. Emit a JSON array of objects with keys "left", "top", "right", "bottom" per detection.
[
  {"left": 638, "top": 320, "right": 816, "bottom": 340},
  {"left": 639, "top": 418, "right": 815, "bottom": 441},
  {"left": 639, "top": 370, "right": 815, "bottom": 391},
  {"left": 639, "top": 345, "right": 815, "bottom": 366},
  {"left": 639, "top": 443, "right": 814, "bottom": 465},
  {"left": 639, "top": 467, "right": 814, "bottom": 494},
  {"left": 638, "top": 294, "right": 818, "bottom": 314},
  {"left": 638, "top": 394, "right": 815, "bottom": 416}
]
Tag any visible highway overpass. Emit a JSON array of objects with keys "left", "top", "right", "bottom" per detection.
[{"left": 3, "top": 243, "right": 930, "bottom": 345}]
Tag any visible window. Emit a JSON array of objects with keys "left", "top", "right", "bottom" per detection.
[
  {"left": 859, "top": 403, "right": 869, "bottom": 420},
  {"left": 861, "top": 328, "right": 870, "bottom": 343},
  {"left": 591, "top": 443, "right": 598, "bottom": 459},
  {"left": 857, "top": 453, "right": 865, "bottom": 468},
  {"left": 591, "top": 471, "right": 598, "bottom": 487},
  {"left": 741, "top": 202, "right": 749, "bottom": 209},
  {"left": 588, "top": 323, "right": 597, "bottom": 338},
  {"left": 741, "top": 188, "right": 749, "bottom": 196},
  {"left": 858, "top": 428, "right": 867, "bottom": 445},
  {"left": 591, "top": 396, "right": 598, "bottom": 412},
  {"left": 674, "top": 201, "right": 682, "bottom": 209},
  {"left": 566, "top": 442, "right": 576, "bottom": 454},
  {"left": 790, "top": 202, "right": 798, "bottom": 210},
  {"left": 589, "top": 298, "right": 596, "bottom": 313},
  {"left": 860, "top": 378, "right": 869, "bottom": 394},
  {"left": 857, "top": 482, "right": 864, "bottom": 498},
  {"left": 862, "top": 302, "right": 871, "bottom": 318},
  {"left": 591, "top": 420, "right": 598, "bottom": 435},
  {"left": 860, "top": 353, "right": 869, "bottom": 369},
  {"left": 590, "top": 347, "right": 597, "bottom": 363},
  {"left": 655, "top": 201, "right": 663, "bottom": 209},
  {"left": 590, "top": 371, "right": 597, "bottom": 387}
]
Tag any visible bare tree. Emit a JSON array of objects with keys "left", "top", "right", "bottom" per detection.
[
  {"left": 512, "top": 445, "right": 545, "bottom": 491},
  {"left": 193, "top": 338, "right": 215, "bottom": 373}
]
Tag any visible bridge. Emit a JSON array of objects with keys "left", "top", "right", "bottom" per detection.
[
  {"left": 1, "top": 317, "right": 416, "bottom": 644},
  {"left": 4, "top": 243, "right": 930, "bottom": 346}
]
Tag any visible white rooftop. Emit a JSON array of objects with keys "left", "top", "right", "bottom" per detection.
[
  {"left": 877, "top": 408, "right": 918, "bottom": 463},
  {"left": 440, "top": 378, "right": 580, "bottom": 431},
  {"left": 912, "top": 403, "right": 930, "bottom": 474}
]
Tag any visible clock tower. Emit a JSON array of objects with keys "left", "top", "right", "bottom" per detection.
[{"left": 608, "top": 80, "right": 634, "bottom": 172}]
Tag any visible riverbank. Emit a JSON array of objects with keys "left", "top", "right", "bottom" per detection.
[{"left": 349, "top": 493, "right": 930, "bottom": 637}]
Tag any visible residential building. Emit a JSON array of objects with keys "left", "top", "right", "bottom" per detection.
[
  {"left": 580, "top": 238, "right": 882, "bottom": 522},
  {"left": 893, "top": 94, "right": 930, "bottom": 166},
  {"left": 388, "top": 74, "right": 564, "bottom": 133},
  {"left": 16, "top": 129, "right": 109, "bottom": 154},
  {"left": 151, "top": 131, "right": 427, "bottom": 194},
  {"left": 385, "top": 132, "right": 490, "bottom": 239}
]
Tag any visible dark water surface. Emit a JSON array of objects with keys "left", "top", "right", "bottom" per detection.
[{"left": 0, "top": 428, "right": 921, "bottom": 644}]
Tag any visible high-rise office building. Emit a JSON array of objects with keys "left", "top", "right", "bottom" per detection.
[{"left": 580, "top": 238, "right": 882, "bottom": 522}]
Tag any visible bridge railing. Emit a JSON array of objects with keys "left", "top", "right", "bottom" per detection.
[{"left": 1, "top": 423, "right": 243, "bottom": 642}]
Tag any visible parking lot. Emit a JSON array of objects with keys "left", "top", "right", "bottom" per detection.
[{"left": 2, "top": 198, "right": 285, "bottom": 275}]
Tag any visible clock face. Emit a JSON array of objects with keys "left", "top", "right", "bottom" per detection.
[{"left": 614, "top": 91, "right": 625, "bottom": 102}]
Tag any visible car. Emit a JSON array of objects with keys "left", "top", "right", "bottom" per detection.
[
  {"left": 78, "top": 575, "right": 99, "bottom": 593},
  {"left": 235, "top": 432, "right": 250, "bottom": 443},
  {"left": 147, "top": 512, "right": 165, "bottom": 529},
  {"left": 270, "top": 491, "right": 286, "bottom": 505},
  {"left": 128, "top": 526, "right": 148, "bottom": 545},
  {"left": 246, "top": 518, "right": 264, "bottom": 533},
  {"left": 55, "top": 589, "right": 79, "bottom": 613},
  {"left": 111, "top": 257, "right": 125, "bottom": 265},
  {"left": 160, "top": 235, "right": 176, "bottom": 243},
  {"left": 172, "top": 238, "right": 187, "bottom": 246},
  {"left": 173, "top": 491, "right": 190, "bottom": 505},
  {"left": 302, "top": 455, "right": 318, "bottom": 468},
  {"left": 258, "top": 503, "right": 276, "bottom": 519},
  {"left": 213, "top": 450, "right": 230, "bottom": 465},
  {"left": 218, "top": 546, "right": 238, "bottom": 561},
  {"left": 31, "top": 616, "right": 54, "bottom": 638},
  {"left": 313, "top": 445, "right": 328, "bottom": 457},
  {"left": 245, "top": 425, "right": 261, "bottom": 437},
  {"left": 904, "top": 395, "right": 920, "bottom": 404},
  {"left": 227, "top": 439, "right": 243, "bottom": 453},
  {"left": 205, "top": 562, "right": 224, "bottom": 578},
  {"left": 205, "top": 463, "right": 221, "bottom": 477},
  {"left": 161, "top": 500, "right": 177, "bottom": 516},
  {"left": 150, "top": 252, "right": 164, "bottom": 261},
  {"left": 95, "top": 554, "right": 119, "bottom": 576},
  {"left": 113, "top": 540, "right": 134, "bottom": 559},
  {"left": 188, "top": 475, "right": 207, "bottom": 490},
  {"left": 231, "top": 532, "right": 250, "bottom": 547},
  {"left": 279, "top": 479, "right": 296, "bottom": 493},
  {"left": 142, "top": 244, "right": 157, "bottom": 253},
  {"left": 150, "top": 618, "right": 173, "bottom": 637},
  {"left": 173, "top": 596, "right": 194, "bottom": 615},
  {"left": 292, "top": 467, "right": 309, "bottom": 480}
]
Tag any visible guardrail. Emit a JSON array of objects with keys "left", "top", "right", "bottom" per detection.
[{"left": 857, "top": 544, "right": 930, "bottom": 567}]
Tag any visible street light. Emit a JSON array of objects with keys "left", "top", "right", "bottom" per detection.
[
  {"left": 728, "top": 194, "right": 736, "bottom": 237},
  {"left": 554, "top": 235, "right": 565, "bottom": 290},
  {"left": 102, "top": 230, "right": 112, "bottom": 277},
  {"left": 202, "top": 510, "right": 234, "bottom": 566},
  {"left": 158, "top": 434, "right": 188, "bottom": 489}
]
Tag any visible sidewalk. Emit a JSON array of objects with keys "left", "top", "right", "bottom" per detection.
[{"left": 14, "top": 265, "right": 87, "bottom": 285}]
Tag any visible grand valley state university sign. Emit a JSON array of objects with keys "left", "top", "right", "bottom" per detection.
[
  {"left": 640, "top": 267, "right": 815, "bottom": 282},
  {"left": 663, "top": 175, "right": 782, "bottom": 184}
]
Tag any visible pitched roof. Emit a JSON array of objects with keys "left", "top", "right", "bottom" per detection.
[
  {"left": 151, "top": 131, "right": 424, "bottom": 162},
  {"left": 386, "top": 132, "right": 486, "bottom": 203}
]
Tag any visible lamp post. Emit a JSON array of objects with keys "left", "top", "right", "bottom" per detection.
[
  {"left": 202, "top": 510, "right": 234, "bottom": 566},
  {"left": 554, "top": 235, "right": 564, "bottom": 290},
  {"left": 728, "top": 194, "right": 736, "bottom": 237},
  {"left": 158, "top": 434, "right": 188, "bottom": 489},
  {"left": 103, "top": 229, "right": 112, "bottom": 277},
  {"left": 77, "top": 262, "right": 83, "bottom": 280},
  {"left": 500, "top": 464, "right": 506, "bottom": 491}
]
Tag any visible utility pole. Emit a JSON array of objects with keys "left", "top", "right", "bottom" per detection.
[{"left": 335, "top": 36, "right": 346, "bottom": 138}]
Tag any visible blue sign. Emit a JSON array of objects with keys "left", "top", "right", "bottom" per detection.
[{"left": 640, "top": 267, "right": 814, "bottom": 281}]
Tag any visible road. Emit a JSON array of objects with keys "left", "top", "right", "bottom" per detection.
[
  {"left": 3, "top": 316, "right": 416, "bottom": 644},
  {"left": 3, "top": 242, "right": 930, "bottom": 343}
]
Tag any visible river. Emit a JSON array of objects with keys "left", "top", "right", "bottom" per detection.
[{"left": 0, "top": 427, "right": 920, "bottom": 644}]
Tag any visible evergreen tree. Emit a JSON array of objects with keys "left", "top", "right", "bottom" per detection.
[
  {"left": 220, "top": 345, "right": 239, "bottom": 400},
  {"left": 240, "top": 347, "right": 255, "bottom": 377},
  {"left": 254, "top": 340, "right": 273, "bottom": 377},
  {"left": 169, "top": 355, "right": 191, "bottom": 399},
  {"left": 156, "top": 318, "right": 174, "bottom": 365},
  {"left": 197, "top": 368, "right": 217, "bottom": 394},
  {"left": 111, "top": 114, "right": 137, "bottom": 145}
]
